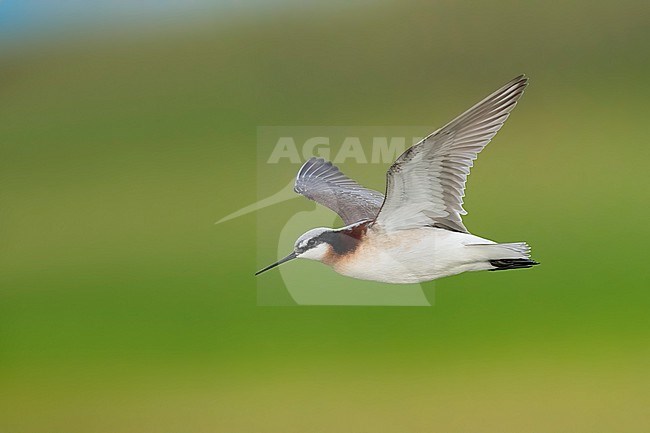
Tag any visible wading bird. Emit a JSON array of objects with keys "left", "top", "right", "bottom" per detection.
[{"left": 256, "top": 75, "right": 538, "bottom": 283}]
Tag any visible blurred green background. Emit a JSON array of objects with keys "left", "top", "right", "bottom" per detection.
[{"left": 1, "top": 1, "right": 649, "bottom": 431}]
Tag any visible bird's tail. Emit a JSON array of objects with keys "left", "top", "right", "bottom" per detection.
[{"left": 467, "top": 242, "right": 539, "bottom": 271}]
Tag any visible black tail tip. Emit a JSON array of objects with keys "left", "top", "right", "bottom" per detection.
[{"left": 489, "top": 258, "right": 540, "bottom": 271}]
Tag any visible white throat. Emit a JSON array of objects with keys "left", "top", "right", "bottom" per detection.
[{"left": 297, "top": 242, "right": 329, "bottom": 261}]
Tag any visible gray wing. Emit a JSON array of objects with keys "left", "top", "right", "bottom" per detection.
[
  {"left": 374, "top": 75, "right": 529, "bottom": 233},
  {"left": 294, "top": 157, "right": 384, "bottom": 225}
]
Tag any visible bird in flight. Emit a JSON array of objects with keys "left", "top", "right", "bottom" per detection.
[{"left": 256, "top": 75, "right": 539, "bottom": 283}]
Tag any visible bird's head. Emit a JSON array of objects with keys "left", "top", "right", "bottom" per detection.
[{"left": 255, "top": 227, "right": 333, "bottom": 276}]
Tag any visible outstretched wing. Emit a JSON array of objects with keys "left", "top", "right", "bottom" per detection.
[
  {"left": 294, "top": 157, "right": 384, "bottom": 225},
  {"left": 374, "top": 75, "right": 529, "bottom": 233}
]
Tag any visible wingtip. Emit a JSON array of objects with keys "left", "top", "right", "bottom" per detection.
[
  {"left": 297, "top": 156, "right": 326, "bottom": 179},
  {"left": 512, "top": 74, "right": 529, "bottom": 87}
]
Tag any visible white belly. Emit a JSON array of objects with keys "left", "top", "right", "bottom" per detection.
[{"left": 332, "top": 228, "right": 495, "bottom": 283}]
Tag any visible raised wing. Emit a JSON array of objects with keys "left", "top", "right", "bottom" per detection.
[
  {"left": 374, "top": 75, "right": 529, "bottom": 233},
  {"left": 294, "top": 157, "right": 384, "bottom": 225}
]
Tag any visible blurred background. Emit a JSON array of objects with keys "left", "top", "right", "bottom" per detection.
[{"left": 1, "top": 0, "right": 649, "bottom": 431}]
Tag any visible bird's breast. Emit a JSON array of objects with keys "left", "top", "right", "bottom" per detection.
[{"left": 324, "top": 227, "right": 432, "bottom": 283}]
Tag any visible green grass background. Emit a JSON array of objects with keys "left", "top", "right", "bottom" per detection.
[{"left": 1, "top": 1, "right": 649, "bottom": 431}]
